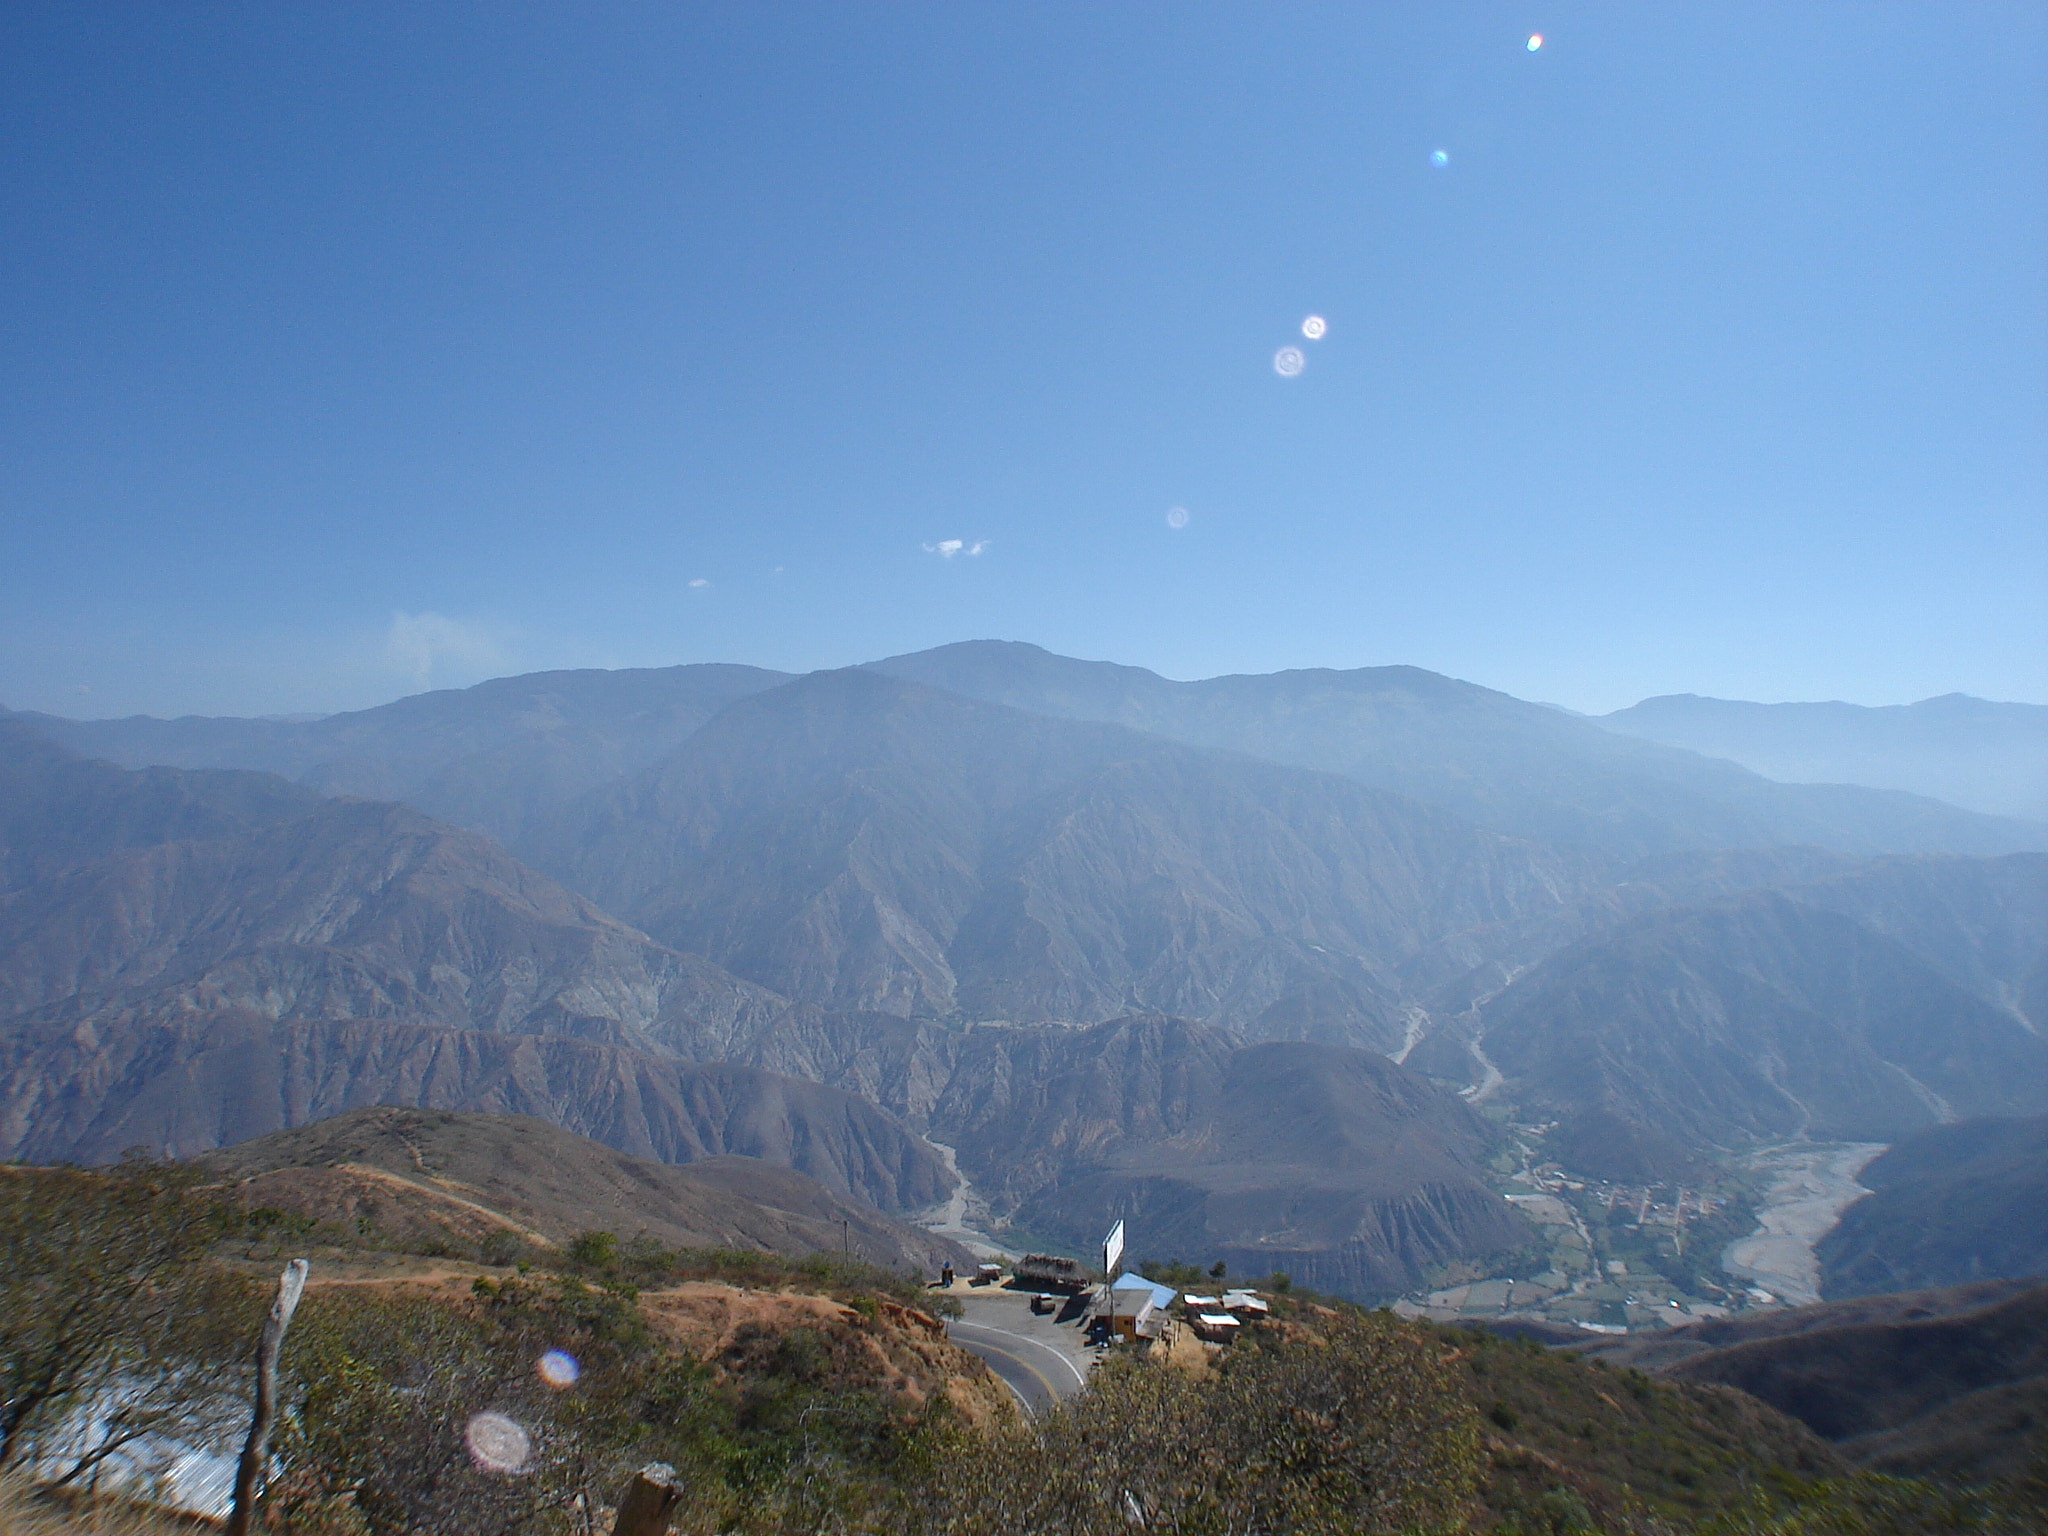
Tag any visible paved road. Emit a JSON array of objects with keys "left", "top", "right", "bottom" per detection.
[
  {"left": 947, "top": 1319, "right": 1088, "bottom": 1413},
  {"left": 944, "top": 1287, "right": 1097, "bottom": 1415}
]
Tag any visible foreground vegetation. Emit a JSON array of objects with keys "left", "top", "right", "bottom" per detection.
[{"left": 3, "top": 1159, "right": 2044, "bottom": 1535}]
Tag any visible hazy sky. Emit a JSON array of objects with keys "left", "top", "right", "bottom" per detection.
[{"left": 3, "top": 2, "right": 2043, "bottom": 719}]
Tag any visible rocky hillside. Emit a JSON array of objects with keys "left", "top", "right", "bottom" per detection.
[
  {"left": 522, "top": 667, "right": 1597, "bottom": 1044},
  {"left": 0, "top": 794, "right": 787, "bottom": 1052},
  {"left": 1000, "top": 1031, "right": 1534, "bottom": 1296},
  {"left": 195, "top": 1105, "right": 973, "bottom": 1273},
  {"left": 749, "top": 1010, "right": 1530, "bottom": 1298},
  {"left": 1576, "top": 1280, "right": 2048, "bottom": 1484},
  {"left": 1818, "top": 1115, "right": 2048, "bottom": 1298},
  {"left": 0, "top": 1009, "right": 954, "bottom": 1212},
  {"left": 1473, "top": 890, "right": 2048, "bottom": 1166}
]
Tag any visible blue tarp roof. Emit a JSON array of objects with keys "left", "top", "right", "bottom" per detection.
[{"left": 1111, "top": 1272, "right": 1178, "bottom": 1308}]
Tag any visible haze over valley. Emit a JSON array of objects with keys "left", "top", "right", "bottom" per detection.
[{"left": 5, "top": 643, "right": 2042, "bottom": 1306}]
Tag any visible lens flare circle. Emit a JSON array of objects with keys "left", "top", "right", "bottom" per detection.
[
  {"left": 1527, "top": 33, "right": 1543, "bottom": 51},
  {"left": 1430, "top": 149, "right": 1449, "bottom": 168},
  {"left": 537, "top": 1349, "right": 580, "bottom": 1388},
  {"left": 1165, "top": 506, "right": 1189, "bottom": 530},
  {"left": 464, "top": 1412, "right": 533, "bottom": 1475},
  {"left": 1301, "top": 315, "right": 1327, "bottom": 340},
  {"left": 1272, "top": 346, "right": 1305, "bottom": 377}
]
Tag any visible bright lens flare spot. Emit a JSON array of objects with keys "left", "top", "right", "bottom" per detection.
[
  {"left": 1300, "top": 315, "right": 1327, "bottom": 340},
  {"left": 1527, "top": 33, "right": 1543, "bottom": 51},
  {"left": 537, "top": 1350, "right": 580, "bottom": 1388},
  {"left": 1272, "top": 346, "right": 1305, "bottom": 377},
  {"left": 1430, "top": 149, "right": 1449, "bottom": 168},
  {"left": 1165, "top": 506, "right": 1189, "bottom": 530},
  {"left": 464, "top": 1412, "right": 533, "bottom": 1475}
]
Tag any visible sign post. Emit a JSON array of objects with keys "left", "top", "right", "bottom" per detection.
[{"left": 1101, "top": 1220, "right": 1125, "bottom": 1332}]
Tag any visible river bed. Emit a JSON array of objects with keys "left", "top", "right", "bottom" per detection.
[
  {"left": 1721, "top": 1141, "right": 1886, "bottom": 1307},
  {"left": 914, "top": 1139, "right": 1018, "bottom": 1260}
]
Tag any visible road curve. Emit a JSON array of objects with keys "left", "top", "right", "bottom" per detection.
[{"left": 947, "top": 1319, "right": 1088, "bottom": 1416}]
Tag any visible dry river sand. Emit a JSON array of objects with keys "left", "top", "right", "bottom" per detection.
[{"left": 1721, "top": 1141, "right": 1886, "bottom": 1307}]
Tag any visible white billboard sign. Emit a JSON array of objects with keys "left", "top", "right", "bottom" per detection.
[{"left": 1102, "top": 1219, "right": 1125, "bottom": 1279}]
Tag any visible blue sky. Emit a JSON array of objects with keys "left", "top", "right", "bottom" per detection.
[{"left": 2, "top": 2, "right": 2042, "bottom": 718}]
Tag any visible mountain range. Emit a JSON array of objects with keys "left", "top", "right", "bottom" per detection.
[
  {"left": 1599, "top": 692, "right": 2048, "bottom": 823},
  {"left": 866, "top": 643, "right": 2046, "bottom": 860},
  {"left": 3, "top": 642, "right": 2044, "bottom": 1299},
  {"left": 12, "top": 642, "right": 2043, "bottom": 863}
]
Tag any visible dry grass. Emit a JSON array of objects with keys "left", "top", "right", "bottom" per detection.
[{"left": 0, "top": 1474, "right": 216, "bottom": 1536}]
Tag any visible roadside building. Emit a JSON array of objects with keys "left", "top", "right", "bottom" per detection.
[{"left": 1105, "top": 1271, "right": 1178, "bottom": 1341}]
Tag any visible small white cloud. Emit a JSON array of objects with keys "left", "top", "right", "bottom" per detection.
[
  {"left": 922, "top": 538, "right": 989, "bottom": 559},
  {"left": 688, "top": 577, "right": 710, "bottom": 589},
  {"left": 383, "top": 612, "right": 503, "bottom": 694},
  {"left": 1166, "top": 506, "right": 1190, "bottom": 529}
]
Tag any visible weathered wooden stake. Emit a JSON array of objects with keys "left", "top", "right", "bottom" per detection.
[
  {"left": 224, "top": 1258, "right": 309, "bottom": 1536},
  {"left": 612, "top": 1461, "right": 682, "bottom": 1536}
]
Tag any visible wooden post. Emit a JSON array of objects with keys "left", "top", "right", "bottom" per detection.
[
  {"left": 225, "top": 1258, "right": 309, "bottom": 1536},
  {"left": 612, "top": 1462, "right": 681, "bottom": 1536}
]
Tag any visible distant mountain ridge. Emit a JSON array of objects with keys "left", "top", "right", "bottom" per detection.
[
  {"left": 0, "top": 718, "right": 323, "bottom": 894},
  {"left": 1599, "top": 692, "right": 2048, "bottom": 822},
  {"left": 10, "top": 641, "right": 2041, "bottom": 863},
  {"left": 5, "top": 662, "right": 792, "bottom": 844},
  {"left": 867, "top": 642, "right": 2047, "bottom": 861}
]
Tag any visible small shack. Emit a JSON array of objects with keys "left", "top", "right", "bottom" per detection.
[
  {"left": 1221, "top": 1289, "right": 1269, "bottom": 1319},
  {"left": 1191, "top": 1312, "right": 1241, "bottom": 1343},
  {"left": 1014, "top": 1253, "right": 1092, "bottom": 1293}
]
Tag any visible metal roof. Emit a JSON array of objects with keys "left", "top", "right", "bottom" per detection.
[{"left": 1110, "top": 1272, "right": 1178, "bottom": 1309}]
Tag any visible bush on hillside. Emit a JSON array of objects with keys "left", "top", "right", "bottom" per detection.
[{"left": 916, "top": 1307, "right": 1481, "bottom": 1535}]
